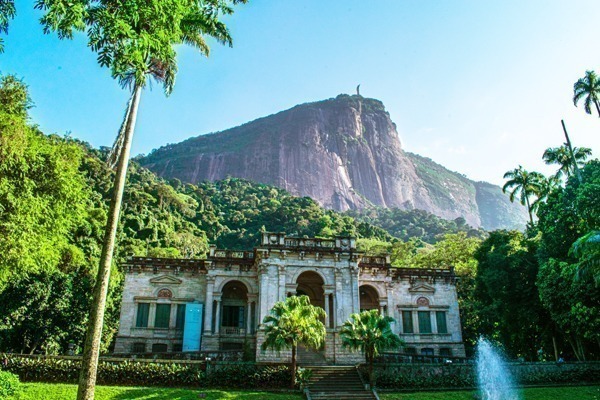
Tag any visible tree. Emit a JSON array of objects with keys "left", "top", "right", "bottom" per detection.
[
  {"left": 573, "top": 70, "right": 600, "bottom": 118},
  {"left": 0, "top": 0, "right": 15, "bottom": 53},
  {"left": 340, "top": 309, "right": 402, "bottom": 387},
  {"left": 36, "top": 1, "right": 245, "bottom": 398},
  {"left": 474, "top": 230, "right": 552, "bottom": 360},
  {"left": 543, "top": 145, "right": 592, "bottom": 181},
  {"left": 0, "top": 75, "right": 90, "bottom": 286},
  {"left": 502, "top": 166, "right": 544, "bottom": 225},
  {"left": 261, "top": 295, "right": 326, "bottom": 389}
]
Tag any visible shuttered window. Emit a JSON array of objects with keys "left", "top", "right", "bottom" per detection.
[
  {"left": 418, "top": 311, "right": 432, "bottom": 334},
  {"left": 135, "top": 303, "right": 149, "bottom": 328},
  {"left": 436, "top": 311, "right": 448, "bottom": 334},
  {"left": 402, "top": 311, "right": 414, "bottom": 333},
  {"left": 176, "top": 304, "right": 186, "bottom": 329},
  {"left": 155, "top": 304, "right": 171, "bottom": 328}
]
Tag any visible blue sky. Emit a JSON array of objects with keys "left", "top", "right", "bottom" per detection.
[{"left": 1, "top": 1, "right": 599, "bottom": 185}]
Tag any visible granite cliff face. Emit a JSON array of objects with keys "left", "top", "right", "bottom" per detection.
[{"left": 140, "top": 95, "right": 527, "bottom": 229}]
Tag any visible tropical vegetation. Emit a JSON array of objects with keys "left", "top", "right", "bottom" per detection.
[
  {"left": 35, "top": 0, "right": 247, "bottom": 398},
  {"left": 260, "top": 295, "right": 326, "bottom": 388},
  {"left": 573, "top": 70, "right": 600, "bottom": 117},
  {"left": 340, "top": 310, "right": 402, "bottom": 386}
]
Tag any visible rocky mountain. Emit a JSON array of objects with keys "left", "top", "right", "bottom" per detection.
[{"left": 140, "top": 95, "right": 527, "bottom": 230}]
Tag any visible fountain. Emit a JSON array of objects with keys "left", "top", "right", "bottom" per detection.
[{"left": 476, "top": 337, "right": 519, "bottom": 400}]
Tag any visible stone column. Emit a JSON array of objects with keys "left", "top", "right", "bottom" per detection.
[
  {"left": 350, "top": 264, "right": 360, "bottom": 314},
  {"left": 246, "top": 300, "right": 252, "bottom": 334},
  {"left": 278, "top": 265, "right": 286, "bottom": 302},
  {"left": 214, "top": 294, "right": 222, "bottom": 334},
  {"left": 204, "top": 276, "right": 215, "bottom": 334},
  {"left": 258, "top": 264, "right": 270, "bottom": 328},
  {"left": 334, "top": 267, "right": 343, "bottom": 327},
  {"left": 324, "top": 292, "right": 330, "bottom": 328}
]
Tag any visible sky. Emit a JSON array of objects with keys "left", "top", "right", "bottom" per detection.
[{"left": 1, "top": 1, "right": 599, "bottom": 186}]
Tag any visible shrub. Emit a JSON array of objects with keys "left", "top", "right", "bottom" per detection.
[
  {"left": 0, "top": 355, "right": 292, "bottom": 389},
  {"left": 0, "top": 370, "right": 21, "bottom": 398}
]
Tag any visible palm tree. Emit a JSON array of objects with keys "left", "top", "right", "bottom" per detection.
[
  {"left": 37, "top": 1, "right": 245, "bottom": 399},
  {"left": 261, "top": 295, "right": 326, "bottom": 389},
  {"left": 573, "top": 70, "right": 600, "bottom": 117},
  {"left": 502, "top": 166, "right": 545, "bottom": 225},
  {"left": 340, "top": 310, "right": 402, "bottom": 387},
  {"left": 0, "top": 0, "right": 15, "bottom": 53},
  {"left": 542, "top": 145, "right": 592, "bottom": 180},
  {"left": 570, "top": 230, "right": 600, "bottom": 285},
  {"left": 530, "top": 175, "right": 560, "bottom": 215}
]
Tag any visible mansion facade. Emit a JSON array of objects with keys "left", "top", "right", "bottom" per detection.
[{"left": 114, "top": 232, "right": 465, "bottom": 364}]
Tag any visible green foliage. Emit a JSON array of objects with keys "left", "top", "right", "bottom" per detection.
[
  {"left": 36, "top": 0, "right": 243, "bottom": 94},
  {"left": 0, "top": 0, "right": 15, "bottom": 53},
  {"left": 341, "top": 310, "right": 402, "bottom": 385},
  {"left": 370, "top": 363, "right": 600, "bottom": 390},
  {"left": 502, "top": 166, "right": 545, "bottom": 224},
  {"left": 14, "top": 383, "right": 304, "bottom": 400},
  {"left": 0, "top": 369, "right": 21, "bottom": 398},
  {"left": 261, "top": 296, "right": 325, "bottom": 388},
  {"left": 543, "top": 145, "right": 592, "bottom": 181},
  {"left": 347, "top": 207, "right": 485, "bottom": 245},
  {"left": 573, "top": 70, "right": 600, "bottom": 117},
  {"left": 1, "top": 355, "right": 294, "bottom": 389},
  {"left": 0, "top": 76, "right": 90, "bottom": 286},
  {"left": 534, "top": 161, "right": 600, "bottom": 360},
  {"left": 474, "top": 230, "right": 549, "bottom": 360}
]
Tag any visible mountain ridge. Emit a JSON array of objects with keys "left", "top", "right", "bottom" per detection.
[{"left": 140, "top": 94, "right": 527, "bottom": 230}]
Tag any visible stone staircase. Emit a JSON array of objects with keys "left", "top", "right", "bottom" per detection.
[{"left": 304, "top": 366, "right": 376, "bottom": 400}]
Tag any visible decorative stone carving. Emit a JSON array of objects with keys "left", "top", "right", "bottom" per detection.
[
  {"left": 157, "top": 288, "right": 173, "bottom": 298},
  {"left": 416, "top": 296, "right": 430, "bottom": 307}
]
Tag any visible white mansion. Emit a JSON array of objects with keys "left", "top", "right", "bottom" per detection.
[{"left": 114, "top": 232, "right": 465, "bottom": 363}]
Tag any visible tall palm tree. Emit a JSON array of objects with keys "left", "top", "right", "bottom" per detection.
[
  {"left": 573, "top": 70, "right": 600, "bottom": 117},
  {"left": 542, "top": 145, "right": 592, "bottom": 180},
  {"left": 0, "top": 0, "right": 15, "bottom": 53},
  {"left": 37, "top": 1, "right": 245, "bottom": 399},
  {"left": 261, "top": 295, "right": 326, "bottom": 389},
  {"left": 340, "top": 310, "right": 402, "bottom": 387},
  {"left": 530, "top": 175, "right": 561, "bottom": 215},
  {"left": 502, "top": 166, "right": 545, "bottom": 225}
]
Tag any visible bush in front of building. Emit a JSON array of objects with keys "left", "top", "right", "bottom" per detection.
[
  {"left": 1, "top": 355, "right": 293, "bottom": 389},
  {"left": 368, "top": 362, "right": 600, "bottom": 389},
  {"left": 0, "top": 370, "right": 21, "bottom": 398}
]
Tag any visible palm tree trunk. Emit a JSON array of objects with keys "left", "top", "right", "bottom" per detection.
[
  {"left": 368, "top": 352, "right": 374, "bottom": 387},
  {"left": 561, "top": 120, "right": 582, "bottom": 183},
  {"left": 552, "top": 335, "right": 558, "bottom": 362},
  {"left": 76, "top": 83, "right": 142, "bottom": 400},
  {"left": 291, "top": 344, "right": 297, "bottom": 389},
  {"left": 595, "top": 99, "right": 600, "bottom": 118},
  {"left": 525, "top": 196, "right": 534, "bottom": 225}
]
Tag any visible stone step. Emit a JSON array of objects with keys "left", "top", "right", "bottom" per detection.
[{"left": 310, "top": 392, "right": 375, "bottom": 400}]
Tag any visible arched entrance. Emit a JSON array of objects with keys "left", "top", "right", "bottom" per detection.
[
  {"left": 220, "top": 280, "right": 248, "bottom": 335},
  {"left": 295, "top": 271, "right": 326, "bottom": 364},
  {"left": 359, "top": 285, "right": 379, "bottom": 312},
  {"left": 296, "top": 271, "right": 325, "bottom": 309}
]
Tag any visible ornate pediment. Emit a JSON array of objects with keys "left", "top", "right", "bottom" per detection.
[
  {"left": 409, "top": 282, "right": 435, "bottom": 294},
  {"left": 149, "top": 275, "right": 182, "bottom": 285}
]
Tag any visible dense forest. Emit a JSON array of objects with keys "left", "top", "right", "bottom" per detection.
[{"left": 0, "top": 74, "right": 598, "bottom": 361}]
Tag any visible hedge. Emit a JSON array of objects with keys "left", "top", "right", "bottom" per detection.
[
  {"left": 0, "top": 355, "right": 292, "bottom": 389},
  {"left": 365, "top": 362, "right": 600, "bottom": 389}
]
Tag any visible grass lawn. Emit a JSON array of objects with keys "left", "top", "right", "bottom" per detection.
[
  {"left": 380, "top": 385, "right": 600, "bottom": 400},
  {"left": 12, "top": 383, "right": 303, "bottom": 399}
]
